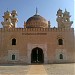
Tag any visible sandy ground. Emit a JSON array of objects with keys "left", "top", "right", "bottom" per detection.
[{"left": 0, "top": 63, "right": 74, "bottom": 75}]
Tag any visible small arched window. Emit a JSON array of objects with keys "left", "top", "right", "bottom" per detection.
[
  {"left": 12, "top": 15, "right": 15, "bottom": 17},
  {"left": 58, "top": 39, "right": 63, "bottom": 45},
  {"left": 12, "top": 38, "right": 16, "bottom": 45},
  {"left": 12, "top": 54, "right": 15, "bottom": 60},
  {"left": 59, "top": 54, "right": 63, "bottom": 59},
  {"left": 6, "top": 18, "right": 8, "bottom": 21}
]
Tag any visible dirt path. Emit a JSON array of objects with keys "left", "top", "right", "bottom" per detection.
[{"left": 27, "top": 65, "right": 47, "bottom": 75}]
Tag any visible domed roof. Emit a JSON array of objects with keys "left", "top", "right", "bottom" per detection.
[
  {"left": 26, "top": 14, "right": 48, "bottom": 28},
  {"left": 4, "top": 10, "right": 11, "bottom": 16},
  {"left": 11, "top": 10, "right": 17, "bottom": 15}
]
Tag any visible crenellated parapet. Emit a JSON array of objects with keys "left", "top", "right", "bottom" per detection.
[{"left": 0, "top": 28, "right": 74, "bottom": 32}]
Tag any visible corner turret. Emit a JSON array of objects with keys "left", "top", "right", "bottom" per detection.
[
  {"left": 56, "top": 8, "right": 63, "bottom": 17},
  {"left": 1, "top": 10, "right": 13, "bottom": 28},
  {"left": 62, "top": 9, "right": 73, "bottom": 28},
  {"left": 56, "top": 9, "right": 63, "bottom": 28},
  {"left": 56, "top": 9, "right": 73, "bottom": 29},
  {"left": 11, "top": 10, "right": 18, "bottom": 28}
]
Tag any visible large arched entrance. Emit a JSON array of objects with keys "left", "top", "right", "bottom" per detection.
[{"left": 31, "top": 47, "right": 44, "bottom": 63}]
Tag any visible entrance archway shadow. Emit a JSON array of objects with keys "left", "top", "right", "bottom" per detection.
[{"left": 31, "top": 47, "right": 44, "bottom": 64}]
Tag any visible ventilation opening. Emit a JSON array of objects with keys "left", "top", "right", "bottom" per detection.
[{"left": 12, "top": 54, "right": 15, "bottom": 60}]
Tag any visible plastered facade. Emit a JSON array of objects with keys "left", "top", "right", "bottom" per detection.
[{"left": 0, "top": 9, "right": 74, "bottom": 64}]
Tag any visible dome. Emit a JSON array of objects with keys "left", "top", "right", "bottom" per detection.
[
  {"left": 26, "top": 14, "right": 48, "bottom": 28},
  {"left": 11, "top": 10, "right": 17, "bottom": 15},
  {"left": 4, "top": 10, "right": 11, "bottom": 16}
]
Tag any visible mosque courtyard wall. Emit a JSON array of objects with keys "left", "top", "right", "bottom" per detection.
[
  {"left": 0, "top": 28, "right": 74, "bottom": 64},
  {"left": 0, "top": 9, "right": 74, "bottom": 64}
]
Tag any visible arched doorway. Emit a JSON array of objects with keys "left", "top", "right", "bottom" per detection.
[{"left": 31, "top": 47, "right": 44, "bottom": 63}]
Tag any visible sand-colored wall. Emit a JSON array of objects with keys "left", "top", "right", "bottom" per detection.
[{"left": 0, "top": 28, "right": 74, "bottom": 64}]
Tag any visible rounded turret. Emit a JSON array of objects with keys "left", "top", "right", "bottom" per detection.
[
  {"left": 1, "top": 10, "right": 13, "bottom": 28},
  {"left": 11, "top": 10, "right": 17, "bottom": 16},
  {"left": 56, "top": 9, "right": 63, "bottom": 17},
  {"left": 11, "top": 10, "right": 18, "bottom": 28},
  {"left": 63, "top": 9, "right": 70, "bottom": 17}
]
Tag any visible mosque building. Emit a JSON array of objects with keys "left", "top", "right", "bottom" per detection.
[{"left": 0, "top": 9, "right": 74, "bottom": 64}]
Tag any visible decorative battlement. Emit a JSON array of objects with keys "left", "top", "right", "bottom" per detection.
[
  {"left": 1, "top": 9, "right": 73, "bottom": 30},
  {"left": 0, "top": 28, "right": 74, "bottom": 32}
]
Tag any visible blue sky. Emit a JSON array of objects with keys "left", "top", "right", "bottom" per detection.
[{"left": 0, "top": 0, "right": 74, "bottom": 29}]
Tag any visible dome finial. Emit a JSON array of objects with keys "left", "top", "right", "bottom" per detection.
[
  {"left": 65, "top": 8, "right": 67, "bottom": 12},
  {"left": 35, "top": 7, "right": 38, "bottom": 15},
  {"left": 7, "top": 8, "right": 9, "bottom": 12}
]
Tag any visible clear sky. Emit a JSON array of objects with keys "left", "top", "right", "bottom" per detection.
[{"left": 0, "top": 0, "right": 74, "bottom": 29}]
